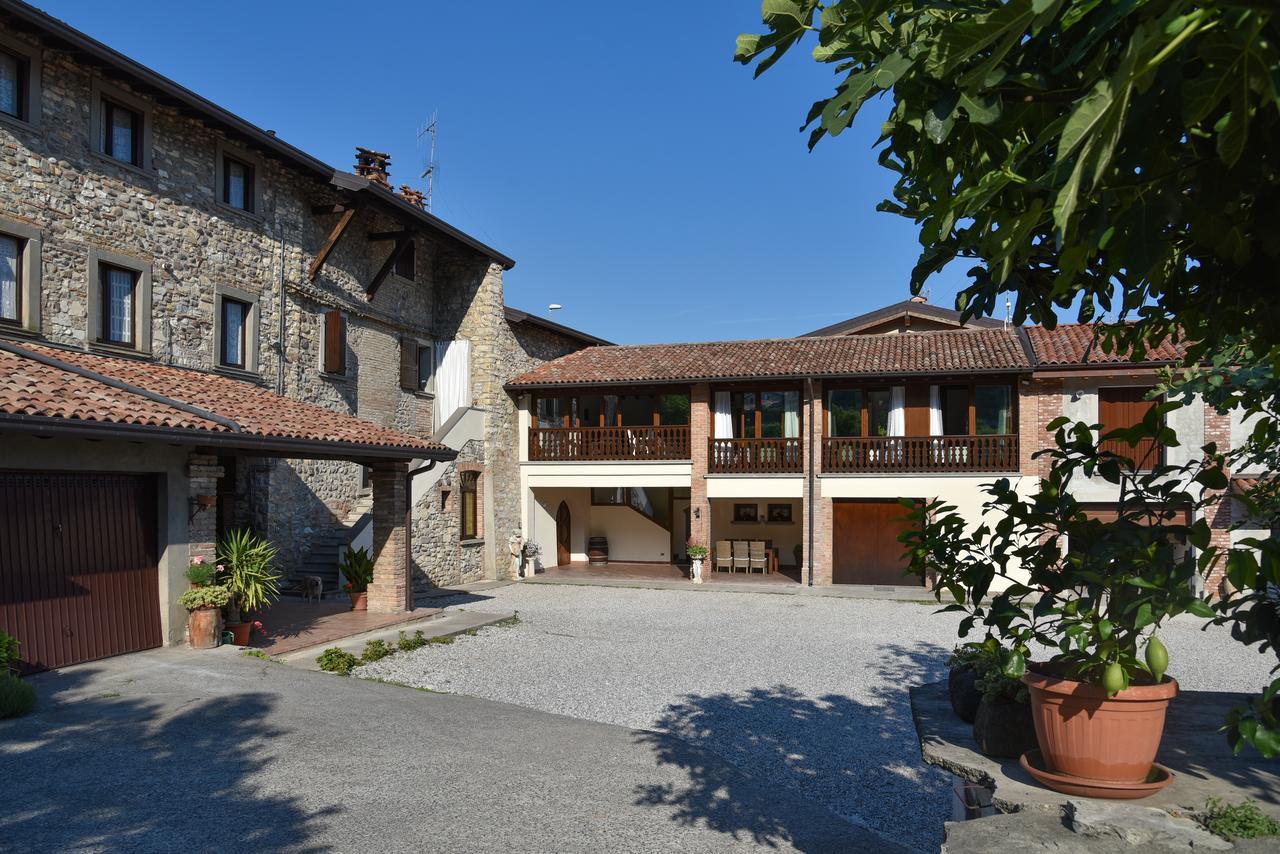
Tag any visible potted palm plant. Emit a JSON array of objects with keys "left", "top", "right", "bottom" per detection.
[
  {"left": 218, "top": 528, "right": 281, "bottom": 646},
  {"left": 908, "top": 413, "right": 1220, "bottom": 797},
  {"left": 340, "top": 546, "right": 374, "bottom": 611}
]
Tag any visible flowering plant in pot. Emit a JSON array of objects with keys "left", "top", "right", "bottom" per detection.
[
  {"left": 184, "top": 555, "right": 215, "bottom": 588},
  {"left": 686, "top": 542, "right": 709, "bottom": 584},
  {"left": 178, "top": 584, "right": 231, "bottom": 649},
  {"left": 340, "top": 546, "right": 374, "bottom": 611},
  {"left": 217, "top": 528, "right": 281, "bottom": 645},
  {"left": 907, "top": 412, "right": 1223, "bottom": 795}
]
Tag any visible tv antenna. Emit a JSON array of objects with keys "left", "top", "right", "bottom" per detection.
[{"left": 416, "top": 112, "right": 439, "bottom": 212}]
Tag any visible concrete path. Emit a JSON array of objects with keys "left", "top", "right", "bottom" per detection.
[{"left": 0, "top": 648, "right": 899, "bottom": 853}]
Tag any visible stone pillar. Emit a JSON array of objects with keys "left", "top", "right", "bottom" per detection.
[
  {"left": 1202, "top": 407, "right": 1233, "bottom": 598},
  {"left": 368, "top": 460, "right": 410, "bottom": 613},
  {"left": 187, "top": 454, "right": 224, "bottom": 564},
  {"left": 804, "top": 380, "right": 832, "bottom": 586},
  {"left": 689, "top": 383, "right": 711, "bottom": 549}
]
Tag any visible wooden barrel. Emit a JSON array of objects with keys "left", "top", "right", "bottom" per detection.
[{"left": 587, "top": 536, "right": 609, "bottom": 566}]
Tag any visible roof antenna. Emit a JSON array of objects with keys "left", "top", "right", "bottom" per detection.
[
  {"left": 1004, "top": 296, "right": 1012, "bottom": 328},
  {"left": 416, "top": 112, "right": 439, "bottom": 212}
]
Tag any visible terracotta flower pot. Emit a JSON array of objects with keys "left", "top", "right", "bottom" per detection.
[
  {"left": 226, "top": 621, "right": 252, "bottom": 646},
  {"left": 1023, "top": 666, "right": 1178, "bottom": 784},
  {"left": 349, "top": 591, "right": 368, "bottom": 611},
  {"left": 188, "top": 607, "right": 223, "bottom": 649}
]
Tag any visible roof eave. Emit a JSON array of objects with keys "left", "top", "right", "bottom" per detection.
[
  {"left": 507, "top": 365, "right": 1034, "bottom": 391},
  {"left": 503, "top": 307, "right": 612, "bottom": 346}
]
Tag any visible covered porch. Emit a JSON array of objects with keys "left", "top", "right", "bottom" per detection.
[{"left": 527, "top": 561, "right": 802, "bottom": 588}]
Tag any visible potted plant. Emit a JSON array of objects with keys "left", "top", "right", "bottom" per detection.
[
  {"left": 908, "top": 415, "right": 1217, "bottom": 795},
  {"left": 185, "top": 555, "right": 214, "bottom": 588},
  {"left": 179, "top": 584, "right": 230, "bottom": 649},
  {"left": 340, "top": 546, "right": 374, "bottom": 611},
  {"left": 946, "top": 643, "right": 986, "bottom": 723},
  {"left": 217, "top": 528, "right": 281, "bottom": 646},
  {"left": 686, "top": 542, "right": 708, "bottom": 584},
  {"left": 969, "top": 642, "right": 1037, "bottom": 759},
  {"left": 521, "top": 540, "right": 543, "bottom": 578}
]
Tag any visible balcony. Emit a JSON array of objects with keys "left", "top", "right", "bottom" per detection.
[
  {"left": 822, "top": 435, "right": 1019, "bottom": 474},
  {"left": 708, "top": 437, "right": 803, "bottom": 474},
  {"left": 528, "top": 425, "right": 691, "bottom": 462}
]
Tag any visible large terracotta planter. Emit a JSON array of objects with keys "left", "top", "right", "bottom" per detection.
[
  {"left": 226, "top": 621, "right": 252, "bottom": 646},
  {"left": 349, "top": 591, "right": 368, "bottom": 611},
  {"left": 188, "top": 607, "right": 223, "bottom": 649},
  {"left": 1022, "top": 666, "right": 1178, "bottom": 784}
]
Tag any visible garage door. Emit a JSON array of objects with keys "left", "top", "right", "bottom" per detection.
[
  {"left": 0, "top": 472, "right": 161, "bottom": 673},
  {"left": 832, "top": 500, "right": 922, "bottom": 586}
]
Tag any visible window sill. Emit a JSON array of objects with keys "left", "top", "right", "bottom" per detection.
[
  {"left": 0, "top": 322, "right": 41, "bottom": 340},
  {"left": 90, "top": 340, "right": 151, "bottom": 359},
  {"left": 460, "top": 538, "right": 484, "bottom": 548},
  {"left": 89, "top": 149, "right": 154, "bottom": 182},
  {"left": 413, "top": 390, "right": 435, "bottom": 400},
  {"left": 320, "top": 369, "right": 352, "bottom": 383},
  {"left": 0, "top": 111, "right": 38, "bottom": 134},
  {"left": 215, "top": 364, "right": 266, "bottom": 384},
  {"left": 213, "top": 200, "right": 266, "bottom": 225}
]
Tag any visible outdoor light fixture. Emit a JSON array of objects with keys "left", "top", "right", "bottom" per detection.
[{"left": 548, "top": 303, "right": 562, "bottom": 311}]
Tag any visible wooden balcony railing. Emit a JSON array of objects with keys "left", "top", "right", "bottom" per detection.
[
  {"left": 822, "top": 435, "right": 1020, "bottom": 473},
  {"left": 708, "top": 437, "right": 803, "bottom": 474},
  {"left": 528, "top": 425, "right": 691, "bottom": 461}
]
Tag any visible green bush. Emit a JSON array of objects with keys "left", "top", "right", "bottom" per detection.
[
  {"left": 177, "top": 585, "right": 231, "bottom": 611},
  {"left": 1204, "top": 797, "right": 1280, "bottom": 840},
  {"left": 316, "top": 647, "right": 358, "bottom": 676},
  {"left": 426, "top": 635, "right": 455, "bottom": 646},
  {"left": 0, "top": 630, "right": 18, "bottom": 674},
  {"left": 397, "top": 630, "right": 427, "bottom": 652},
  {"left": 360, "top": 639, "right": 394, "bottom": 663},
  {"left": 184, "top": 561, "right": 215, "bottom": 586},
  {"left": 0, "top": 674, "right": 35, "bottom": 719}
]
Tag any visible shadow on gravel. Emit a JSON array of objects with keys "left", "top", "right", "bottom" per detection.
[
  {"left": 634, "top": 641, "right": 951, "bottom": 853},
  {"left": 0, "top": 667, "right": 335, "bottom": 851}
]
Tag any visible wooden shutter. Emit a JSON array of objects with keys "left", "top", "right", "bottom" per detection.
[
  {"left": 399, "top": 337, "right": 418, "bottom": 390},
  {"left": 1098, "top": 386, "right": 1160, "bottom": 468},
  {"left": 323, "top": 310, "right": 345, "bottom": 374}
]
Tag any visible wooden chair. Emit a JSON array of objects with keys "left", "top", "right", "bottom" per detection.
[
  {"left": 715, "top": 540, "right": 733, "bottom": 573},
  {"left": 749, "top": 540, "right": 768, "bottom": 574},
  {"left": 732, "top": 540, "right": 750, "bottom": 573}
]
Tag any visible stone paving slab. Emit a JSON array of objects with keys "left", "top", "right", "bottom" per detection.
[
  {"left": 911, "top": 680, "right": 1280, "bottom": 819},
  {"left": 274, "top": 608, "right": 517, "bottom": 669}
]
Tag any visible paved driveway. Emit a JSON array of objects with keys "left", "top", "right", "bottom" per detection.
[
  {"left": 0, "top": 646, "right": 892, "bottom": 853},
  {"left": 359, "top": 583, "right": 1279, "bottom": 853}
]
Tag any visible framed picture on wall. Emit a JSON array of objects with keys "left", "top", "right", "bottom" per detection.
[
  {"left": 733, "top": 503, "right": 758, "bottom": 523},
  {"left": 767, "top": 503, "right": 793, "bottom": 523}
]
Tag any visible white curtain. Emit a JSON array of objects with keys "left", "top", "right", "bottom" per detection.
[
  {"left": 888, "top": 385, "right": 906, "bottom": 437},
  {"left": 783, "top": 391, "right": 800, "bottom": 438},
  {"left": 434, "top": 339, "right": 471, "bottom": 429},
  {"left": 928, "top": 385, "right": 943, "bottom": 436},
  {"left": 714, "top": 391, "right": 733, "bottom": 438}
]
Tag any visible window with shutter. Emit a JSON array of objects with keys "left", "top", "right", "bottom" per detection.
[
  {"left": 459, "top": 470, "right": 479, "bottom": 540},
  {"left": 399, "top": 337, "right": 418, "bottom": 391},
  {"left": 323, "top": 310, "right": 346, "bottom": 374}
]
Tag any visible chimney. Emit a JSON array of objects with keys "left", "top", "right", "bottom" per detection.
[
  {"left": 909, "top": 294, "right": 928, "bottom": 304},
  {"left": 354, "top": 147, "right": 392, "bottom": 189},
  {"left": 398, "top": 185, "right": 425, "bottom": 209}
]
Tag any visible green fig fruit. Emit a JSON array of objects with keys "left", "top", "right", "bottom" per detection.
[
  {"left": 1102, "top": 661, "right": 1125, "bottom": 696},
  {"left": 1146, "top": 636, "right": 1168, "bottom": 683}
]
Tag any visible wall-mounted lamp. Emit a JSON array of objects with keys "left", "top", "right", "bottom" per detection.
[{"left": 693, "top": 507, "right": 701, "bottom": 520}]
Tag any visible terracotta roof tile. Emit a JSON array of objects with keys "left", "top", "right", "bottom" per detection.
[
  {"left": 1026, "top": 324, "right": 1186, "bottom": 366},
  {"left": 507, "top": 328, "right": 1032, "bottom": 387},
  {"left": 0, "top": 342, "right": 446, "bottom": 456}
]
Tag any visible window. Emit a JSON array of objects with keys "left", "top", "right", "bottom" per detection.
[
  {"left": 459, "top": 470, "right": 479, "bottom": 540},
  {"left": 657, "top": 393, "right": 690, "bottom": 425},
  {"left": 591, "top": 487, "right": 627, "bottom": 505},
  {"left": 867, "top": 389, "right": 892, "bottom": 437},
  {"left": 942, "top": 386, "right": 969, "bottom": 435},
  {"left": 0, "top": 234, "right": 20, "bottom": 323},
  {"left": 100, "top": 98, "right": 142, "bottom": 166},
  {"left": 322, "top": 310, "right": 346, "bottom": 374},
  {"left": 974, "top": 385, "right": 1011, "bottom": 435},
  {"left": 416, "top": 343, "right": 434, "bottom": 393},
  {"left": 827, "top": 389, "right": 862, "bottom": 437},
  {"left": 220, "top": 297, "right": 249, "bottom": 367},
  {"left": 0, "top": 49, "right": 25, "bottom": 120},
  {"left": 536, "top": 397, "right": 564, "bottom": 427},
  {"left": 1098, "top": 386, "right": 1161, "bottom": 468},
  {"left": 394, "top": 241, "right": 415, "bottom": 280},
  {"left": 399, "top": 337, "right": 434, "bottom": 393},
  {"left": 99, "top": 264, "right": 137, "bottom": 345},
  {"left": 222, "top": 155, "right": 255, "bottom": 212}
]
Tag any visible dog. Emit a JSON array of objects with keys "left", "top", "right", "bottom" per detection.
[{"left": 301, "top": 575, "right": 324, "bottom": 603}]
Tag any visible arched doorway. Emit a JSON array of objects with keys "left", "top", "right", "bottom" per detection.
[{"left": 556, "top": 501, "right": 571, "bottom": 566}]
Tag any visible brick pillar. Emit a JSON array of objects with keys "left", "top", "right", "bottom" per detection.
[
  {"left": 368, "top": 460, "right": 410, "bottom": 613},
  {"left": 187, "top": 454, "right": 224, "bottom": 564},
  {"left": 1203, "top": 407, "right": 1233, "bottom": 598},
  {"left": 689, "top": 383, "right": 711, "bottom": 550},
  {"left": 1024, "top": 377, "right": 1062, "bottom": 480},
  {"left": 805, "top": 380, "right": 832, "bottom": 585}
]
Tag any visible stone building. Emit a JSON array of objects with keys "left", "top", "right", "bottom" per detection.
[{"left": 0, "top": 2, "right": 601, "bottom": 671}]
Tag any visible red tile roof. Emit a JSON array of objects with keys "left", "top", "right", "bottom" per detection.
[
  {"left": 0, "top": 341, "right": 448, "bottom": 458},
  {"left": 507, "top": 327, "right": 1033, "bottom": 387},
  {"left": 1026, "top": 324, "right": 1186, "bottom": 366}
]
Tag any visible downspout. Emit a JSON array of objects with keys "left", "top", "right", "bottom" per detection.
[
  {"left": 404, "top": 460, "right": 437, "bottom": 610},
  {"left": 806, "top": 376, "right": 815, "bottom": 587},
  {"left": 275, "top": 223, "right": 287, "bottom": 396}
]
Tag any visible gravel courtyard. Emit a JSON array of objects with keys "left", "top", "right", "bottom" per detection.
[{"left": 357, "top": 583, "right": 1277, "bottom": 853}]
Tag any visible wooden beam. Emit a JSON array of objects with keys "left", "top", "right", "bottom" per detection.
[
  {"left": 307, "top": 207, "right": 357, "bottom": 282},
  {"left": 367, "top": 229, "right": 410, "bottom": 242},
  {"left": 311, "top": 203, "right": 351, "bottom": 215},
  {"left": 366, "top": 234, "right": 413, "bottom": 299}
]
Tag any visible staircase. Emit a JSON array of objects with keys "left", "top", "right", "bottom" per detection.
[{"left": 291, "top": 487, "right": 372, "bottom": 596}]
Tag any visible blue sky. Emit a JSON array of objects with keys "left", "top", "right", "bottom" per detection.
[{"left": 38, "top": 0, "right": 975, "bottom": 344}]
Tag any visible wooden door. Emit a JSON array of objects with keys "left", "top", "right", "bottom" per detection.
[
  {"left": 832, "top": 500, "right": 920, "bottom": 586},
  {"left": 0, "top": 472, "right": 161, "bottom": 673},
  {"left": 555, "top": 501, "right": 571, "bottom": 566}
]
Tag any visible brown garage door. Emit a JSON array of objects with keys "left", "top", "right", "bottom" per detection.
[
  {"left": 0, "top": 472, "right": 161, "bottom": 673},
  {"left": 832, "top": 499, "right": 922, "bottom": 586}
]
